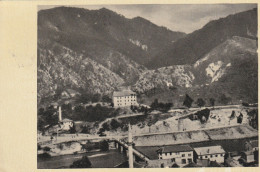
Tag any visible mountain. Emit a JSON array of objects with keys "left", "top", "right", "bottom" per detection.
[
  {"left": 38, "top": 7, "right": 185, "bottom": 66},
  {"left": 147, "top": 8, "right": 257, "bottom": 69},
  {"left": 134, "top": 36, "right": 258, "bottom": 105},
  {"left": 38, "top": 7, "right": 258, "bottom": 106},
  {"left": 37, "top": 6, "right": 186, "bottom": 104}
]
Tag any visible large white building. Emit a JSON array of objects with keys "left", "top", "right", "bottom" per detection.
[
  {"left": 194, "top": 145, "right": 226, "bottom": 164},
  {"left": 113, "top": 90, "right": 138, "bottom": 108},
  {"left": 157, "top": 145, "right": 194, "bottom": 166}
]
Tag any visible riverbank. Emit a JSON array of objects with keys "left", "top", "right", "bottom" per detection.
[{"left": 37, "top": 149, "right": 127, "bottom": 169}]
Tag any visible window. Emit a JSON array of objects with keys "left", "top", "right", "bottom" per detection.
[
  {"left": 182, "top": 159, "right": 186, "bottom": 164},
  {"left": 171, "top": 158, "right": 175, "bottom": 162},
  {"left": 188, "top": 158, "right": 192, "bottom": 163},
  {"left": 182, "top": 154, "right": 185, "bottom": 157},
  {"left": 188, "top": 153, "right": 191, "bottom": 157},
  {"left": 205, "top": 156, "right": 208, "bottom": 158},
  {"left": 210, "top": 155, "right": 213, "bottom": 158},
  {"left": 215, "top": 155, "right": 218, "bottom": 157},
  {"left": 170, "top": 152, "right": 172, "bottom": 155}
]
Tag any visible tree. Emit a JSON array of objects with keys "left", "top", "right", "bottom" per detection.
[
  {"left": 209, "top": 98, "right": 215, "bottom": 108},
  {"left": 70, "top": 155, "right": 92, "bottom": 168},
  {"left": 92, "top": 93, "right": 101, "bottom": 103},
  {"left": 100, "top": 140, "right": 109, "bottom": 151},
  {"left": 196, "top": 98, "right": 205, "bottom": 108},
  {"left": 101, "top": 95, "right": 112, "bottom": 103},
  {"left": 69, "top": 123, "right": 77, "bottom": 134},
  {"left": 97, "top": 128, "right": 105, "bottom": 135},
  {"left": 102, "top": 122, "right": 110, "bottom": 131},
  {"left": 219, "top": 94, "right": 231, "bottom": 105},
  {"left": 183, "top": 94, "right": 193, "bottom": 108},
  {"left": 151, "top": 99, "right": 159, "bottom": 109},
  {"left": 110, "top": 119, "right": 121, "bottom": 130}
]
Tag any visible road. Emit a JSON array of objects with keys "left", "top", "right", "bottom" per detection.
[{"left": 38, "top": 123, "right": 247, "bottom": 146}]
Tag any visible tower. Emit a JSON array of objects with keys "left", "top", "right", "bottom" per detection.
[
  {"left": 128, "top": 123, "right": 134, "bottom": 168},
  {"left": 58, "top": 106, "right": 62, "bottom": 121}
]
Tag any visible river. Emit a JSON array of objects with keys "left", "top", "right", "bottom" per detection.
[{"left": 38, "top": 149, "right": 127, "bottom": 169}]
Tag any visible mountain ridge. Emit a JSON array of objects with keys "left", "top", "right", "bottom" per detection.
[{"left": 37, "top": 7, "right": 258, "bottom": 106}]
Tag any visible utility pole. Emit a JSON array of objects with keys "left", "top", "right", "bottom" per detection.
[{"left": 128, "top": 123, "right": 134, "bottom": 168}]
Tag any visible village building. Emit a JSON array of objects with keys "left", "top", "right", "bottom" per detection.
[
  {"left": 58, "top": 106, "right": 74, "bottom": 131},
  {"left": 113, "top": 90, "right": 138, "bottom": 108},
  {"left": 59, "top": 118, "right": 74, "bottom": 131},
  {"left": 157, "top": 145, "right": 194, "bottom": 166},
  {"left": 61, "top": 89, "right": 79, "bottom": 99},
  {"left": 240, "top": 151, "right": 255, "bottom": 163},
  {"left": 194, "top": 145, "right": 226, "bottom": 164}
]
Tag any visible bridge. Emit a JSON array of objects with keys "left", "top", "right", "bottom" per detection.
[{"left": 113, "top": 138, "right": 150, "bottom": 163}]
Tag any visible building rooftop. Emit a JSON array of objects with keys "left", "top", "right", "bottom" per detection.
[
  {"left": 194, "top": 145, "right": 225, "bottom": 155},
  {"left": 158, "top": 145, "right": 193, "bottom": 153},
  {"left": 61, "top": 118, "right": 73, "bottom": 122},
  {"left": 241, "top": 151, "right": 254, "bottom": 156},
  {"left": 113, "top": 90, "right": 136, "bottom": 97}
]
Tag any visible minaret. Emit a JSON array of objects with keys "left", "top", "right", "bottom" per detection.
[
  {"left": 58, "top": 106, "right": 62, "bottom": 121},
  {"left": 128, "top": 123, "right": 134, "bottom": 168}
]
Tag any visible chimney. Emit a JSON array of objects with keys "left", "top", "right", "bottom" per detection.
[
  {"left": 128, "top": 123, "right": 134, "bottom": 168},
  {"left": 58, "top": 106, "right": 62, "bottom": 121}
]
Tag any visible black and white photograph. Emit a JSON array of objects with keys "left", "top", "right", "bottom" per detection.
[{"left": 37, "top": 4, "right": 258, "bottom": 168}]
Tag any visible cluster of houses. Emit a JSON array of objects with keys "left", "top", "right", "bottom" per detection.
[{"left": 150, "top": 140, "right": 258, "bottom": 167}]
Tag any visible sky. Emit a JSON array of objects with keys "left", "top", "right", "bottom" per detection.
[{"left": 38, "top": 4, "right": 257, "bottom": 33}]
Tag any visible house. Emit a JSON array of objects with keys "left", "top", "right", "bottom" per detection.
[
  {"left": 157, "top": 145, "right": 194, "bottom": 166},
  {"left": 59, "top": 118, "right": 74, "bottom": 131},
  {"left": 61, "top": 89, "right": 79, "bottom": 99},
  {"left": 113, "top": 90, "right": 138, "bottom": 108},
  {"left": 240, "top": 151, "right": 255, "bottom": 163},
  {"left": 165, "top": 81, "right": 173, "bottom": 87},
  {"left": 194, "top": 145, "right": 226, "bottom": 164}
]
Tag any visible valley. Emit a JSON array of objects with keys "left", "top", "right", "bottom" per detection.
[{"left": 37, "top": 6, "right": 258, "bottom": 168}]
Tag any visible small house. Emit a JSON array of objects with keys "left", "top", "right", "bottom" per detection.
[
  {"left": 194, "top": 145, "right": 226, "bottom": 164},
  {"left": 240, "top": 151, "right": 255, "bottom": 163},
  {"left": 157, "top": 145, "right": 194, "bottom": 166},
  {"left": 59, "top": 118, "right": 74, "bottom": 131}
]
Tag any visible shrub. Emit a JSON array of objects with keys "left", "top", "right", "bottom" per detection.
[
  {"left": 183, "top": 94, "right": 193, "bottom": 108},
  {"left": 70, "top": 155, "right": 92, "bottom": 168},
  {"left": 100, "top": 140, "right": 109, "bottom": 151},
  {"left": 43, "top": 146, "right": 51, "bottom": 152}
]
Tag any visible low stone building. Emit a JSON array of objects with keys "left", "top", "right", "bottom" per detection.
[
  {"left": 240, "top": 151, "right": 255, "bottom": 163},
  {"left": 156, "top": 145, "right": 194, "bottom": 166},
  {"left": 194, "top": 145, "right": 226, "bottom": 164}
]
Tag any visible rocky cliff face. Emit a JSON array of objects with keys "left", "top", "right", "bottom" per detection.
[
  {"left": 134, "top": 36, "right": 258, "bottom": 104},
  {"left": 147, "top": 8, "right": 257, "bottom": 69}
]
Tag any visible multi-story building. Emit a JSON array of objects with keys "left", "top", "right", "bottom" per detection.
[
  {"left": 113, "top": 90, "right": 138, "bottom": 108},
  {"left": 157, "top": 145, "right": 194, "bottom": 166},
  {"left": 194, "top": 145, "right": 226, "bottom": 164}
]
